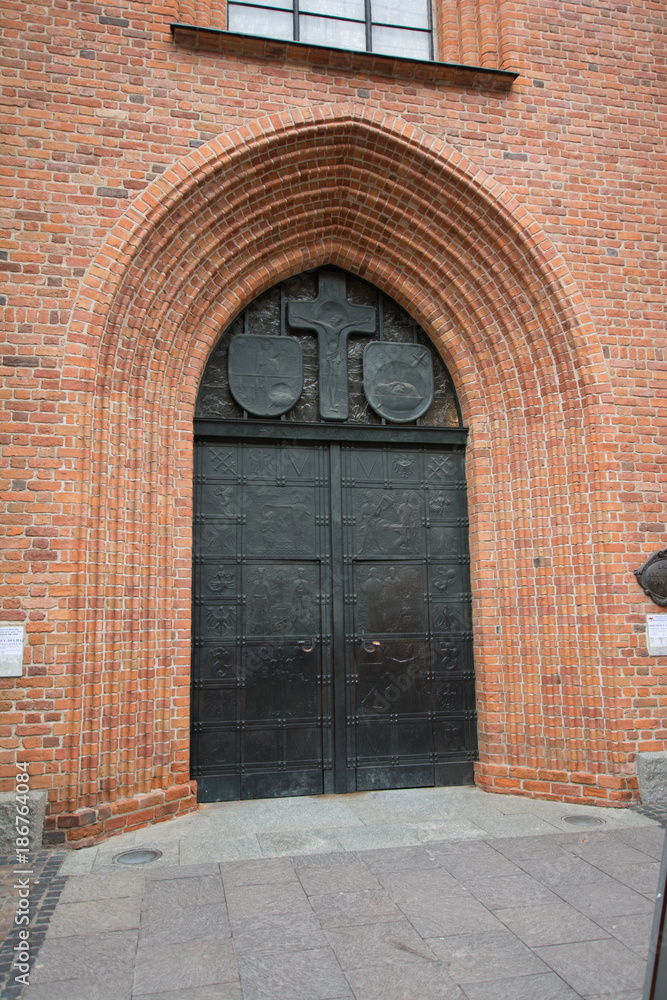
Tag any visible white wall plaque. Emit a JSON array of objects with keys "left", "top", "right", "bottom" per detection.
[
  {"left": 0, "top": 626, "right": 25, "bottom": 677},
  {"left": 647, "top": 615, "right": 667, "bottom": 656}
]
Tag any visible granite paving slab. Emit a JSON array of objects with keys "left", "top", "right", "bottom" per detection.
[
  {"left": 309, "top": 888, "right": 404, "bottom": 927},
  {"left": 603, "top": 862, "right": 660, "bottom": 896},
  {"left": 553, "top": 880, "right": 654, "bottom": 919},
  {"left": 45, "top": 895, "right": 142, "bottom": 937},
  {"left": 22, "top": 977, "right": 135, "bottom": 1000},
  {"left": 461, "top": 872, "right": 562, "bottom": 910},
  {"left": 142, "top": 874, "right": 225, "bottom": 909},
  {"left": 128, "top": 988, "right": 243, "bottom": 1000},
  {"left": 139, "top": 901, "right": 231, "bottom": 944},
  {"left": 458, "top": 972, "right": 581, "bottom": 1000},
  {"left": 219, "top": 857, "right": 298, "bottom": 886},
  {"left": 393, "top": 887, "right": 507, "bottom": 937},
  {"left": 534, "top": 938, "right": 647, "bottom": 995},
  {"left": 345, "top": 960, "right": 466, "bottom": 999},
  {"left": 230, "top": 910, "right": 329, "bottom": 954},
  {"left": 295, "top": 859, "right": 381, "bottom": 895},
  {"left": 494, "top": 900, "right": 610, "bottom": 947},
  {"left": 224, "top": 880, "right": 311, "bottom": 921},
  {"left": 428, "top": 928, "right": 552, "bottom": 983},
  {"left": 58, "top": 872, "right": 145, "bottom": 904},
  {"left": 324, "top": 918, "right": 439, "bottom": 970},
  {"left": 30, "top": 928, "right": 138, "bottom": 984},
  {"left": 236, "top": 946, "right": 353, "bottom": 1000},
  {"left": 586, "top": 911, "right": 654, "bottom": 958},
  {"left": 133, "top": 938, "right": 238, "bottom": 995}
]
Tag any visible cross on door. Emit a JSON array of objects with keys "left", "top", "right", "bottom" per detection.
[{"left": 287, "top": 271, "right": 376, "bottom": 420}]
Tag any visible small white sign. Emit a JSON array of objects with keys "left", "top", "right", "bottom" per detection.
[
  {"left": 647, "top": 615, "right": 667, "bottom": 656},
  {"left": 0, "top": 626, "right": 24, "bottom": 677}
]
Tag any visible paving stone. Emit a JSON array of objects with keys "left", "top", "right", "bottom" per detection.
[
  {"left": 296, "top": 860, "right": 381, "bottom": 895},
  {"left": 488, "top": 835, "right": 575, "bottom": 863},
  {"left": 145, "top": 863, "right": 221, "bottom": 881},
  {"left": 58, "top": 848, "right": 98, "bottom": 875},
  {"left": 376, "top": 867, "right": 465, "bottom": 898},
  {"left": 554, "top": 880, "right": 654, "bottom": 919},
  {"left": 30, "top": 928, "right": 138, "bottom": 983},
  {"left": 583, "top": 993, "right": 643, "bottom": 1000},
  {"left": 458, "top": 972, "right": 581, "bottom": 1000},
  {"left": 236, "top": 946, "right": 352, "bottom": 1000},
  {"left": 617, "top": 827, "right": 666, "bottom": 860},
  {"left": 325, "top": 918, "right": 439, "bottom": 970},
  {"left": 224, "top": 880, "right": 311, "bottom": 922},
  {"left": 563, "top": 839, "right": 660, "bottom": 869},
  {"left": 22, "top": 977, "right": 134, "bottom": 1000},
  {"left": 463, "top": 873, "right": 561, "bottom": 910},
  {"left": 257, "top": 830, "right": 345, "bottom": 857},
  {"left": 494, "top": 901, "right": 610, "bottom": 947},
  {"left": 58, "top": 873, "right": 145, "bottom": 904},
  {"left": 591, "top": 911, "right": 655, "bottom": 957},
  {"left": 603, "top": 862, "right": 660, "bottom": 896},
  {"left": 129, "top": 987, "right": 242, "bottom": 1000},
  {"left": 309, "top": 889, "right": 403, "bottom": 927},
  {"left": 220, "top": 857, "right": 298, "bottom": 886},
  {"left": 231, "top": 910, "right": 329, "bottom": 954},
  {"left": 133, "top": 938, "right": 238, "bottom": 995},
  {"left": 394, "top": 888, "right": 506, "bottom": 937},
  {"left": 139, "top": 901, "right": 231, "bottom": 943},
  {"left": 292, "top": 851, "right": 361, "bottom": 869},
  {"left": 325, "top": 823, "right": 423, "bottom": 852},
  {"left": 142, "top": 875, "right": 225, "bottom": 909},
  {"left": 358, "top": 845, "right": 442, "bottom": 872},
  {"left": 45, "top": 895, "right": 142, "bottom": 937},
  {"left": 431, "top": 845, "right": 523, "bottom": 880},
  {"left": 179, "top": 836, "right": 263, "bottom": 865},
  {"left": 428, "top": 929, "right": 551, "bottom": 983},
  {"left": 511, "top": 853, "right": 617, "bottom": 887},
  {"left": 345, "top": 960, "right": 466, "bottom": 999},
  {"left": 534, "top": 938, "right": 647, "bottom": 995}
]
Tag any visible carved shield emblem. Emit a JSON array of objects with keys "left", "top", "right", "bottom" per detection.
[
  {"left": 228, "top": 335, "right": 303, "bottom": 417},
  {"left": 363, "top": 343, "right": 434, "bottom": 423},
  {"left": 635, "top": 549, "right": 667, "bottom": 607}
]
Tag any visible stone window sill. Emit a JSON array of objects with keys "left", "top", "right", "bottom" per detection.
[{"left": 170, "top": 23, "right": 518, "bottom": 93}]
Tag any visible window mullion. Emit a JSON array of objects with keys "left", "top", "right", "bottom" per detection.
[
  {"left": 365, "top": 0, "right": 372, "bottom": 52},
  {"left": 294, "top": 0, "right": 299, "bottom": 41}
]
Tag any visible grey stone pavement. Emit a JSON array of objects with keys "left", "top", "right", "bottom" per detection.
[{"left": 7, "top": 786, "right": 667, "bottom": 1000}]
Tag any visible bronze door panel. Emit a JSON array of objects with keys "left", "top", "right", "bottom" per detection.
[{"left": 192, "top": 435, "right": 475, "bottom": 801}]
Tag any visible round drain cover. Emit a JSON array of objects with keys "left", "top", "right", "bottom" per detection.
[
  {"left": 114, "top": 848, "right": 163, "bottom": 865},
  {"left": 562, "top": 815, "right": 606, "bottom": 827}
]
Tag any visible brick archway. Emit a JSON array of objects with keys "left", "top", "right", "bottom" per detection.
[{"left": 57, "top": 104, "right": 622, "bottom": 843}]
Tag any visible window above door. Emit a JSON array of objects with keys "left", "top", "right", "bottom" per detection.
[{"left": 227, "top": 0, "right": 434, "bottom": 61}]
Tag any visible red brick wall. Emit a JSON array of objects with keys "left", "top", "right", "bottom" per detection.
[{"left": 1, "top": 0, "right": 665, "bottom": 844}]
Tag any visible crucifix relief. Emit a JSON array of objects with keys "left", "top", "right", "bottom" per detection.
[{"left": 287, "top": 271, "right": 376, "bottom": 420}]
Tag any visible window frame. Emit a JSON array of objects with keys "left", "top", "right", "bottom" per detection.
[{"left": 226, "top": 0, "right": 435, "bottom": 61}]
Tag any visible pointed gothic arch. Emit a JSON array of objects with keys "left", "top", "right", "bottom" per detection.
[{"left": 55, "top": 103, "right": 620, "bottom": 829}]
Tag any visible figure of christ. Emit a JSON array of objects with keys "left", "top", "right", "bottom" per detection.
[{"left": 287, "top": 272, "right": 376, "bottom": 420}]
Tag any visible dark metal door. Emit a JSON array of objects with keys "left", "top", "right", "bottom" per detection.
[{"left": 192, "top": 430, "right": 475, "bottom": 801}]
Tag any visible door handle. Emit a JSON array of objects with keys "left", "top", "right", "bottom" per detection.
[
  {"left": 298, "top": 639, "right": 315, "bottom": 652},
  {"left": 362, "top": 640, "right": 381, "bottom": 653}
]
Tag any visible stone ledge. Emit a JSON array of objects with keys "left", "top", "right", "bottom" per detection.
[
  {"left": 42, "top": 781, "right": 198, "bottom": 848},
  {"left": 637, "top": 752, "right": 667, "bottom": 805},
  {"left": 170, "top": 23, "right": 519, "bottom": 93},
  {"left": 0, "top": 790, "right": 47, "bottom": 852}
]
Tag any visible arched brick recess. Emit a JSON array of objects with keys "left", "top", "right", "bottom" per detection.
[{"left": 58, "top": 103, "right": 622, "bottom": 840}]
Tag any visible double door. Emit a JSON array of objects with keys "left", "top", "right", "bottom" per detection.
[{"left": 192, "top": 426, "right": 476, "bottom": 801}]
